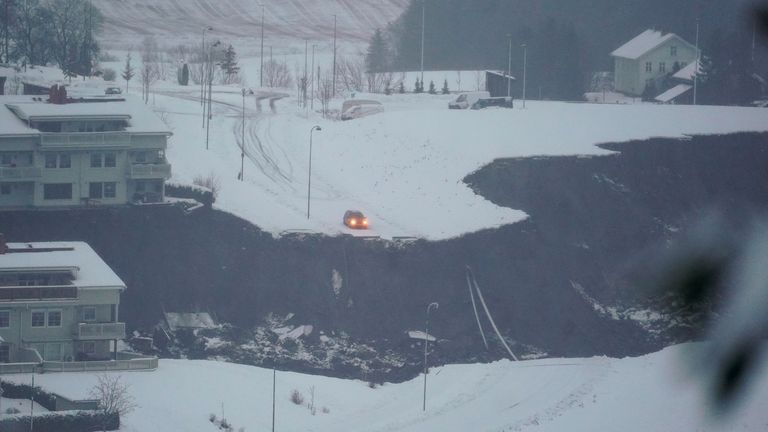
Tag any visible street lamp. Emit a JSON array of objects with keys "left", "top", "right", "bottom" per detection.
[
  {"left": 521, "top": 43, "right": 527, "bottom": 109},
  {"left": 307, "top": 125, "right": 322, "bottom": 219},
  {"left": 423, "top": 301, "right": 439, "bottom": 411},
  {"left": 420, "top": 0, "right": 426, "bottom": 83},
  {"left": 506, "top": 34, "right": 512, "bottom": 97},
  {"left": 201, "top": 26, "right": 213, "bottom": 106},
  {"left": 693, "top": 18, "right": 700, "bottom": 105},
  {"left": 205, "top": 40, "right": 221, "bottom": 150},
  {"left": 260, "top": 3, "right": 265, "bottom": 88}
]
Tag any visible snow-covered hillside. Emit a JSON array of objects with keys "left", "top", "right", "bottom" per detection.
[
  {"left": 92, "top": 0, "right": 408, "bottom": 48},
  {"left": 5, "top": 343, "right": 767, "bottom": 431},
  {"left": 149, "top": 79, "right": 768, "bottom": 240}
]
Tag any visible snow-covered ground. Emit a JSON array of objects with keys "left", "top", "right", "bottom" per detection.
[
  {"left": 4, "top": 343, "right": 767, "bottom": 431},
  {"left": 147, "top": 70, "right": 768, "bottom": 240}
]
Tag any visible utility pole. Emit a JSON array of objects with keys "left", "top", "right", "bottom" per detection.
[
  {"left": 307, "top": 126, "right": 321, "bottom": 219},
  {"left": 271, "top": 366, "right": 276, "bottom": 432},
  {"left": 693, "top": 18, "right": 700, "bottom": 106},
  {"left": 506, "top": 34, "right": 512, "bottom": 97},
  {"left": 304, "top": 39, "right": 308, "bottom": 109},
  {"left": 332, "top": 14, "right": 337, "bottom": 97},
  {"left": 201, "top": 26, "right": 212, "bottom": 106},
  {"left": 260, "top": 4, "right": 265, "bottom": 87},
  {"left": 420, "top": 0, "right": 426, "bottom": 83},
  {"left": 522, "top": 43, "right": 527, "bottom": 108},
  {"left": 311, "top": 44, "right": 316, "bottom": 110},
  {"left": 206, "top": 41, "right": 218, "bottom": 149},
  {"left": 423, "top": 302, "right": 438, "bottom": 411},
  {"left": 4, "top": 0, "right": 9, "bottom": 64},
  {"left": 240, "top": 88, "right": 246, "bottom": 181}
]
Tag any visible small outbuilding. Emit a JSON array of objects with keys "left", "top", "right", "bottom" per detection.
[{"left": 485, "top": 70, "right": 516, "bottom": 97}]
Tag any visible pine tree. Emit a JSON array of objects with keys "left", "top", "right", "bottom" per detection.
[
  {"left": 441, "top": 79, "right": 449, "bottom": 94},
  {"left": 179, "top": 63, "right": 189, "bottom": 86},
  {"left": 428, "top": 80, "right": 436, "bottom": 94},
  {"left": 365, "top": 28, "right": 389, "bottom": 73},
  {"left": 398, "top": 81, "right": 405, "bottom": 94},
  {"left": 220, "top": 44, "right": 240, "bottom": 84},
  {"left": 121, "top": 53, "right": 134, "bottom": 92},
  {"left": 414, "top": 77, "right": 423, "bottom": 93}
]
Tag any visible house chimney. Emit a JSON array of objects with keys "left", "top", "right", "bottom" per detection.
[{"left": 0, "top": 233, "right": 7, "bottom": 254}]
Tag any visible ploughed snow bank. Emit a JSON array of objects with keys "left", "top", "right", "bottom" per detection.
[
  {"left": 4, "top": 343, "right": 767, "bottom": 432},
  {"left": 161, "top": 89, "right": 768, "bottom": 240}
]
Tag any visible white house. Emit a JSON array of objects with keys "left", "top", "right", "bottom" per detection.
[
  {"left": 612, "top": 29, "right": 699, "bottom": 96},
  {"left": 0, "top": 237, "right": 157, "bottom": 373},
  {"left": 0, "top": 92, "right": 171, "bottom": 208}
]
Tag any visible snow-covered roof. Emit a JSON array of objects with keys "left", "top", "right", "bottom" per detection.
[
  {"left": 0, "top": 242, "right": 126, "bottom": 290},
  {"left": 655, "top": 84, "right": 692, "bottom": 103},
  {"left": 164, "top": 312, "right": 216, "bottom": 330},
  {"left": 612, "top": 30, "right": 680, "bottom": 60},
  {"left": 0, "top": 95, "right": 171, "bottom": 135},
  {"left": 672, "top": 61, "right": 700, "bottom": 81},
  {"left": 485, "top": 70, "right": 516, "bottom": 80}
]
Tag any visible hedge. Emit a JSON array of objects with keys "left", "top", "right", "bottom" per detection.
[
  {"left": 0, "top": 411, "right": 119, "bottom": 432},
  {"left": 0, "top": 381, "right": 57, "bottom": 411},
  {"left": 166, "top": 183, "right": 214, "bottom": 208}
]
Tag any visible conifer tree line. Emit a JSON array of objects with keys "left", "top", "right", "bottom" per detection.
[
  {"left": 1, "top": 0, "right": 103, "bottom": 77},
  {"left": 371, "top": 0, "right": 764, "bottom": 103}
]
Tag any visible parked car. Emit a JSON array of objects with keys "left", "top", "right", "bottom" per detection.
[
  {"left": 341, "top": 100, "right": 384, "bottom": 120},
  {"left": 105, "top": 87, "right": 123, "bottom": 95},
  {"left": 471, "top": 96, "right": 514, "bottom": 110},
  {"left": 448, "top": 91, "right": 490, "bottom": 109},
  {"left": 343, "top": 210, "right": 369, "bottom": 229}
]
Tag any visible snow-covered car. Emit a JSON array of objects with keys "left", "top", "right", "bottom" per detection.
[
  {"left": 105, "top": 87, "right": 123, "bottom": 95},
  {"left": 341, "top": 100, "right": 384, "bottom": 120},
  {"left": 343, "top": 210, "right": 369, "bottom": 229},
  {"left": 471, "top": 96, "right": 514, "bottom": 110},
  {"left": 448, "top": 91, "right": 490, "bottom": 109}
]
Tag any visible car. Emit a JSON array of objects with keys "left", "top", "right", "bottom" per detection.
[
  {"left": 448, "top": 91, "right": 490, "bottom": 109},
  {"left": 471, "top": 96, "right": 514, "bottom": 109},
  {"left": 343, "top": 210, "right": 369, "bottom": 229},
  {"left": 105, "top": 87, "right": 122, "bottom": 95},
  {"left": 341, "top": 100, "right": 384, "bottom": 120}
]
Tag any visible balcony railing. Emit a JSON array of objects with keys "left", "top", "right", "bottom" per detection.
[
  {"left": 0, "top": 166, "right": 42, "bottom": 179},
  {"left": 76, "top": 322, "right": 126, "bottom": 340},
  {"left": 0, "top": 285, "right": 78, "bottom": 301},
  {"left": 40, "top": 132, "right": 131, "bottom": 149},
  {"left": 128, "top": 163, "right": 171, "bottom": 179},
  {"left": 40, "top": 356, "right": 158, "bottom": 373}
]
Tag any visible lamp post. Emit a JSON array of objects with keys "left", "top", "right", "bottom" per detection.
[
  {"left": 423, "top": 301, "right": 439, "bottom": 411},
  {"left": 332, "top": 14, "right": 337, "bottom": 97},
  {"left": 506, "top": 34, "right": 512, "bottom": 97},
  {"left": 201, "top": 26, "right": 212, "bottom": 106},
  {"left": 420, "top": 0, "right": 426, "bottom": 83},
  {"left": 693, "top": 18, "right": 700, "bottom": 105},
  {"left": 260, "top": 3, "right": 265, "bottom": 88},
  {"left": 307, "top": 125, "right": 322, "bottom": 219},
  {"left": 521, "top": 43, "right": 527, "bottom": 109},
  {"left": 206, "top": 41, "right": 220, "bottom": 150}
]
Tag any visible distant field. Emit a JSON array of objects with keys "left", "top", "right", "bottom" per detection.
[{"left": 92, "top": 0, "right": 408, "bottom": 49}]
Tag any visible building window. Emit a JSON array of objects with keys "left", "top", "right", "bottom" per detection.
[
  {"left": 104, "top": 182, "right": 117, "bottom": 198},
  {"left": 90, "top": 153, "right": 103, "bottom": 168},
  {"left": 59, "top": 154, "right": 71, "bottom": 168},
  {"left": 45, "top": 154, "right": 57, "bottom": 168},
  {"left": 0, "top": 154, "right": 11, "bottom": 165},
  {"left": 89, "top": 182, "right": 103, "bottom": 199},
  {"left": 659, "top": 62, "right": 666, "bottom": 73},
  {"left": 43, "top": 183, "right": 73, "bottom": 200},
  {"left": 645, "top": 62, "right": 652, "bottom": 72},
  {"left": 104, "top": 153, "right": 117, "bottom": 168},
  {"left": 0, "top": 344, "right": 9, "bottom": 363},
  {"left": 0, "top": 310, "right": 9, "bottom": 328},
  {"left": 83, "top": 341, "right": 96, "bottom": 354},
  {"left": 47, "top": 310, "right": 62, "bottom": 327},
  {"left": 83, "top": 306, "right": 97, "bottom": 322},
  {"left": 671, "top": 46, "right": 677, "bottom": 56},
  {"left": 135, "top": 152, "right": 147, "bottom": 163},
  {"left": 31, "top": 311, "right": 46, "bottom": 327},
  {"left": 0, "top": 184, "right": 11, "bottom": 195}
]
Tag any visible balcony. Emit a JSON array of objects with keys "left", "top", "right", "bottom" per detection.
[
  {"left": 128, "top": 162, "right": 172, "bottom": 179},
  {"left": 76, "top": 322, "right": 126, "bottom": 340},
  {"left": 40, "top": 132, "right": 131, "bottom": 149},
  {"left": 0, "top": 285, "right": 77, "bottom": 302},
  {"left": 0, "top": 166, "right": 42, "bottom": 180}
]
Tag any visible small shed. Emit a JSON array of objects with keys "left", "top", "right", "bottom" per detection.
[{"left": 485, "top": 70, "right": 516, "bottom": 97}]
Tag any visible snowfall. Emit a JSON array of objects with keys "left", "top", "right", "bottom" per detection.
[{"left": 1, "top": 343, "right": 766, "bottom": 431}]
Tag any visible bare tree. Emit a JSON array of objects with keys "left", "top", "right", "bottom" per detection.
[
  {"left": 317, "top": 72, "right": 334, "bottom": 118},
  {"left": 336, "top": 55, "right": 364, "bottom": 93},
  {"left": 140, "top": 36, "right": 160, "bottom": 103},
  {"left": 263, "top": 58, "right": 292, "bottom": 88},
  {"left": 89, "top": 374, "right": 137, "bottom": 432}
]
